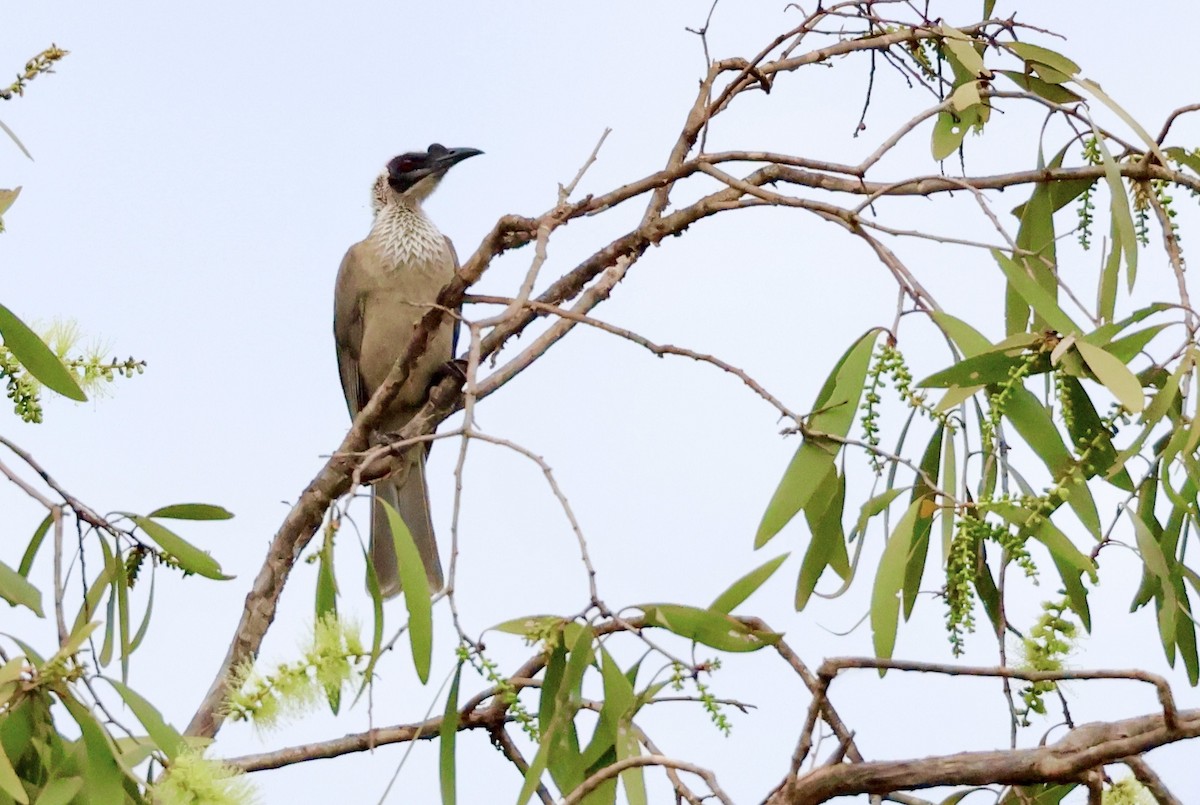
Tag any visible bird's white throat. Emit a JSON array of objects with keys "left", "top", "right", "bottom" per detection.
[{"left": 369, "top": 202, "right": 447, "bottom": 270}]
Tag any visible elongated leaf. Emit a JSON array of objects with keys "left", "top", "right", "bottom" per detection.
[
  {"left": 757, "top": 330, "right": 880, "bottom": 545},
  {"left": 992, "top": 250, "right": 1078, "bottom": 335},
  {"left": 1007, "top": 43, "right": 1080, "bottom": 77},
  {"left": 145, "top": 503, "right": 234, "bottom": 520},
  {"left": 0, "top": 742, "right": 26, "bottom": 804},
  {"left": 128, "top": 515, "right": 231, "bottom": 580},
  {"left": 919, "top": 347, "right": 1047, "bottom": 389},
  {"left": 581, "top": 648, "right": 636, "bottom": 769},
  {"left": 17, "top": 513, "right": 52, "bottom": 577},
  {"left": 1075, "top": 78, "right": 1168, "bottom": 166},
  {"left": 1057, "top": 375, "right": 1131, "bottom": 489},
  {"left": 104, "top": 678, "right": 184, "bottom": 759},
  {"left": 710, "top": 553, "right": 788, "bottom": 614},
  {"left": 518, "top": 628, "right": 591, "bottom": 805},
  {"left": 639, "top": 604, "right": 781, "bottom": 652},
  {"left": 0, "top": 303, "right": 85, "bottom": 401},
  {"left": 380, "top": 500, "right": 432, "bottom": 684},
  {"left": 0, "top": 559, "right": 43, "bottom": 617},
  {"left": 1105, "top": 324, "right": 1169, "bottom": 363},
  {"left": 941, "top": 431, "right": 957, "bottom": 561},
  {"left": 871, "top": 499, "right": 922, "bottom": 665},
  {"left": 1089, "top": 123, "right": 1138, "bottom": 287},
  {"left": 931, "top": 312, "right": 992, "bottom": 357},
  {"left": 940, "top": 26, "right": 985, "bottom": 75},
  {"left": 904, "top": 426, "right": 944, "bottom": 619},
  {"left": 1002, "top": 387, "right": 1102, "bottom": 536},
  {"left": 805, "top": 468, "right": 849, "bottom": 575},
  {"left": 616, "top": 724, "right": 647, "bottom": 805},
  {"left": 997, "top": 70, "right": 1082, "bottom": 104},
  {"left": 60, "top": 694, "right": 125, "bottom": 804},
  {"left": 1075, "top": 340, "right": 1144, "bottom": 412},
  {"left": 990, "top": 503, "right": 1096, "bottom": 573},
  {"left": 439, "top": 663, "right": 462, "bottom": 805},
  {"left": 33, "top": 776, "right": 82, "bottom": 805}
]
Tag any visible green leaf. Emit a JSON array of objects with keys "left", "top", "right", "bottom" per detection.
[
  {"left": 104, "top": 677, "right": 184, "bottom": 759},
  {"left": 709, "top": 553, "right": 788, "bottom": 614},
  {"left": 1051, "top": 553, "right": 1092, "bottom": 632},
  {"left": 992, "top": 250, "right": 1078, "bottom": 335},
  {"left": 904, "top": 426, "right": 945, "bottom": 619},
  {"left": 60, "top": 694, "right": 125, "bottom": 804},
  {"left": 756, "top": 329, "right": 880, "bottom": 546},
  {"left": 0, "top": 304, "right": 86, "bottom": 401},
  {"left": 940, "top": 26, "right": 986, "bottom": 76},
  {"left": 0, "top": 560, "right": 43, "bottom": 617},
  {"left": 355, "top": 548, "right": 385, "bottom": 705},
  {"left": 932, "top": 108, "right": 980, "bottom": 161},
  {"left": 1088, "top": 123, "right": 1138, "bottom": 287},
  {"left": 145, "top": 503, "right": 234, "bottom": 520},
  {"left": 1057, "top": 375, "right": 1131, "bottom": 489},
  {"left": 439, "top": 662, "right": 462, "bottom": 805},
  {"left": 0, "top": 742, "right": 27, "bottom": 804},
  {"left": 871, "top": 499, "right": 922, "bottom": 665},
  {"left": 617, "top": 725, "right": 647, "bottom": 805},
  {"left": 1098, "top": 220, "right": 1121, "bottom": 322},
  {"left": 1006, "top": 43, "right": 1080, "bottom": 78},
  {"left": 32, "top": 776, "right": 82, "bottom": 805},
  {"left": 1074, "top": 340, "right": 1144, "bottom": 413},
  {"left": 128, "top": 515, "right": 231, "bottom": 580},
  {"left": 931, "top": 312, "right": 993, "bottom": 357},
  {"left": 941, "top": 430, "right": 957, "bottom": 561},
  {"left": 1104, "top": 324, "right": 1170, "bottom": 363},
  {"left": 919, "top": 346, "right": 1045, "bottom": 389},
  {"left": 989, "top": 503, "right": 1095, "bottom": 573},
  {"left": 518, "top": 628, "right": 591, "bottom": 805},
  {"left": 996, "top": 70, "right": 1081, "bottom": 104},
  {"left": 1002, "top": 387, "right": 1102, "bottom": 537},
  {"left": 17, "top": 514, "right": 52, "bottom": 578},
  {"left": 1075, "top": 78, "right": 1169, "bottom": 166},
  {"left": 380, "top": 500, "right": 433, "bottom": 684},
  {"left": 805, "top": 468, "right": 849, "bottom": 576},
  {"left": 639, "top": 604, "right": 781, "bottom": 652},
  {"left": 580, "top": 648, "right": 636, "bottom": 769},
  {"left": 0, "top": 187, "right": 21, "bottom": 218}
]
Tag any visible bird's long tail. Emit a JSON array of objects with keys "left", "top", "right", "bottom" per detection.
[{"left": 370, "top": 449, "right": 444, "bottom": 599}]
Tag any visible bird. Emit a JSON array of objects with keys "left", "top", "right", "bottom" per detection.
[{"left": 333, "top": 143, "right": 482, "bottom": 598}]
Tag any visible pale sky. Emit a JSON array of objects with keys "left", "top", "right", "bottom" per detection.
[{"left": 2, "top": 2, "right": 1198, "bottom": 803}]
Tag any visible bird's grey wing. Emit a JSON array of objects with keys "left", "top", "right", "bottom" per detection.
[
  {"left": 445, "top": 235, "right": 462, "bottom": 359},
  {"left": 333, "top": 246, "right": 369, "bottom": 417}
]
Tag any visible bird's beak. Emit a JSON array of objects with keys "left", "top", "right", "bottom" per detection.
[{"left": 430, "top": 147, "right": 483, "bottom": 172}]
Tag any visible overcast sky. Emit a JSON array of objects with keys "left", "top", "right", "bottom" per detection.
[{"left": 2, "top": 2, "right": 1199, "bottom": 803}]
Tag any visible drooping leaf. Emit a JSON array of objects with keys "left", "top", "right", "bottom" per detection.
[
  {"left": 380, "top": 500, "right": 432, "bottom": 684},
  {"left": 756, "top": 329, "right": 880, "bottom": 546},
  {"left": 104, "top": 677, "right": 184, "bottom": 759},
  {"left": 128, "top": 515, "right": 231, "bottom": 580},
  {"left": 1089, "top": 123, "right": 1138, "bottom": 288},
  {"left": 0, "top": 303, "right": 86, "bottom": 401},
  {"left": 992, "top": 250, "right": 1079, "bottom": 335},
  {"left": 1074, "top": 340, "right": 1145, "bottom": 412},
  {"left": 989, "top": 503, "right": 1096, "bottom": 573},
  {"left": 996, "top": 70, "right": 1082, "bottom": 104},
  {"left": 0, "top": 559, "right": 43, "bottom": 617},
  {"left": 903, "top": 426, "right": 944, "bottom": 619},
  {"left": 919, "top": 345, "right": 1047, "bottom": 389},
  {"left": 871, "top": 499, "right": 922, "bottom": 665},
  {"left": 60, "top": 694, "right": 126, "bottom": 804},
  {"left": 1075, "top": 78, "right": 1169, "bottom": 165},
  {"left": 439, "top": 663, "right": 462, "bottom": 805},
  {"left": 1057, "top": 375, "right": 1131, "bottom": 489},
  {"left": 0, "top": 740, "right": 26, "bottom": 804},
  {"left": 17, "top": 513, "right": 52, "bottom": 578}
]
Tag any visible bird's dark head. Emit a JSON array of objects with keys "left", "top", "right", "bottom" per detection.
[{"left": 385, "top": 143, "right": 483, "bottom": 204}]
